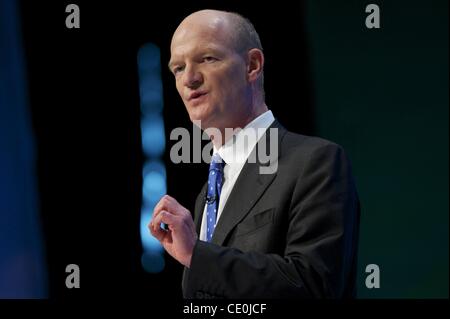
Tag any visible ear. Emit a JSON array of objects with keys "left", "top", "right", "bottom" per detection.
[{"left": 246, "top": 48, "right": 264, "bottom": 84}]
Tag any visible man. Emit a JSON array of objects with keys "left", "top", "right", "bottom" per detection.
[{"left": 149, "top": 9, "right": 360, "bottom": 298}]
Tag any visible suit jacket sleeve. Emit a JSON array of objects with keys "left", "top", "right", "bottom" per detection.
[{"left": 183, "top": 143, "right": 360, "bottom": 298}]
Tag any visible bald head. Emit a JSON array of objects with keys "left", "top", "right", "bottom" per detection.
[
  {"left": 173, "top": 9, "right": 263, "bottom": 54},
  {"left": 171, "top": 10, "right": 232, "bottom": 55}
]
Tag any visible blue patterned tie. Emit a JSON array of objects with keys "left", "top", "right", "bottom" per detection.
[{"left": 206, "top": 153, "right": 225, "bottom": 242}]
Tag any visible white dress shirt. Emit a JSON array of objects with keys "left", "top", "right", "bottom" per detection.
[{"left": 199, "top": 110, "right": 275, "bottom": 241}]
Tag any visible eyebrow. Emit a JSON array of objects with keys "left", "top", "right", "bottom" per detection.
[
  {"left": 167, "top": 58, "right": 184, "bottom": 73},
  {"left": 167, "top": 46, "right": 223, "bottom": 71}
]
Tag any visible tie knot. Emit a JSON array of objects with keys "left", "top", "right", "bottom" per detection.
[{"left": 209, "top": 153, "right": 225, "bottom": 172}]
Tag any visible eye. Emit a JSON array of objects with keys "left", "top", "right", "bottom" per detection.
[
  {"left": 203, "top": 56, "right": 217, "bottom": 63},
  {"left": 172, "top": 65, "right": 184, "bottom": 75}
]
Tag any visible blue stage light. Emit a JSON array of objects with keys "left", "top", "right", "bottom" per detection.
[{"left": 137, "top": 42, "right": 166, "bottom": 273}]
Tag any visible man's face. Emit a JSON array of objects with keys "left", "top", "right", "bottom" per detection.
[{"left": 169, "top": 14, "right": 251, "bottom": 131}]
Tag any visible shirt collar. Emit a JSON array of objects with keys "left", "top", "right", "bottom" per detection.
[{"left": 213, "top": 110, "right": 275, "bottom": 168}]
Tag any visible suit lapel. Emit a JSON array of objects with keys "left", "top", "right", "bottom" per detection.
[
  {"left": 193, "top": 182, "right": 208, "bottom": 235},
  {"left": 211, "top": 121, "right": 286, "bottom": 246}
]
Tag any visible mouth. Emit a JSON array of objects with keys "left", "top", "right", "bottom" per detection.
[{"left": 188, "top": 91, "right": 207, "bottom": 102}]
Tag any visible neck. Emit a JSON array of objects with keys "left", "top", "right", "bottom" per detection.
[{"left": 209, "top": 102, "right": 269, "bottom": 149}]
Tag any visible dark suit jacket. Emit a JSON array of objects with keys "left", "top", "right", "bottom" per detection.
[{"left": 182, "top": 120, "right": 360, "bottom": 298}]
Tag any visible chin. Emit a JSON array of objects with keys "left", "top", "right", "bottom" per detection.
[{"left": 188, "top": 109, "right": 212, "bottom": 127}]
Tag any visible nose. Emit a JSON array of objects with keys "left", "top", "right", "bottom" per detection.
[{"left": 183, "top": 64, "right": 203, "bottom": 89}]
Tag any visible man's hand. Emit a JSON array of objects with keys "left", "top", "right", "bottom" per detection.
[{"left": 148, "top": 195, "right": 198, "bottom": 268}]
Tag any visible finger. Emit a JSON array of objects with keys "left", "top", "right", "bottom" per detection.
[
  {"left": 164, "top": 194, "right": 180, "bottom": 206},
  {"left": 150, "top": 209, "right": 169, "bottom": 232},
  {"left": 150, "top": 202, "right": 167, "bottom": 227},
  {"left": 153, "top": 195, "right": 178, "bottom": 218},
  {"left": 153, "top": 195, "right": 174, "bottom": 213},
  {"left": 149, "top": 224, "right": 165, "bottom": 241},
  {"left": 149, "top": 214, "right": 170, "bottom": 241},
  {"left": 154, "top": 210, "right": 178, "bottom": 231}
]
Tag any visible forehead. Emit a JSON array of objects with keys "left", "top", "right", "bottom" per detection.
[{"left": 170, "top": 17, "right": 234, "bottom": 59}]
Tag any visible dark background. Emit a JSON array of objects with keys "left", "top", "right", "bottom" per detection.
[{"left": 9, "top": 0, "right": 448, "bottom": 299}]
